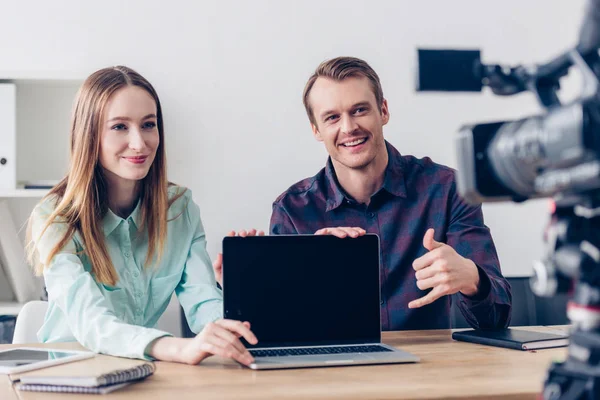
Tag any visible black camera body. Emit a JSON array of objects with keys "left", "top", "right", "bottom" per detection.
[
  {"left": 416, "top": 2, "right": 600, "bottom": 398},
  {"left": 417, "top": 48, "right": 600, "bottom": 204},
  {"left": 457, "top": 100, "right": 600, "bottom": 203}
]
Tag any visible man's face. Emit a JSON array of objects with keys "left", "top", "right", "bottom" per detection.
[{"left": 309, "top": 76, "right": 389, "bottom": 170}]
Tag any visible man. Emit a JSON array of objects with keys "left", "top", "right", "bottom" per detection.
[{"left": 269, "top": 57, "right": 511, "bottom": 330}]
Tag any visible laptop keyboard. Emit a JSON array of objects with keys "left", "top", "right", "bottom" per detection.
[{"left": 249, "top": 344, "right": 393, "bottom": 357}]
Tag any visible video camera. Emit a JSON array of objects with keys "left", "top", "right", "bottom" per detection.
[{"left": 416, "top": 1, "right": 600, "bottom": 399}]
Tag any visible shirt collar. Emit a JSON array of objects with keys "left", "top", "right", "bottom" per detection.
[
  {"left": 381, "top": 141, "right": 408, "bottom": 198},
  {"left": 324, "top": 159, "right": 347, "bottom": 212},
  {"left": 102, "top": 200, "right": 142, "bottom": 235},
  {"left": 324, "top": 140, "right": 407, "bottom": 212}
]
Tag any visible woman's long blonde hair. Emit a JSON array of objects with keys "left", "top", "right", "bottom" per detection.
[{"left": 28, "top": 66, "right": 182, "bottom": 286}]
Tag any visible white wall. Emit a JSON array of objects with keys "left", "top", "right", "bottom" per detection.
[{"left": 0, "top": 0, "right": 585, "bottom": 282}]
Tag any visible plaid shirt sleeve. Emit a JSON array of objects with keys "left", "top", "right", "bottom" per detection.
[
  {"left": 446, "top": 182, "right": 512, "bottom": 329},
  {"left": 270, "top": 203, "right": 299, "bottom": 235}
]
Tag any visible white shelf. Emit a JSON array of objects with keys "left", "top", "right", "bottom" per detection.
[
  {"left": 0, "top": 71, "right": 85, "bottom": 82},
  {"left": 0, "top": 189, "right": 49, "bottom": 198},
  {"left": 0, "top": 302, "right": 24, "bottom": 316}
]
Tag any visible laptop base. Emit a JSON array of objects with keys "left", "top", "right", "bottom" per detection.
[{"left": 247, "top": 344, "right": 419, "bottom": 370}]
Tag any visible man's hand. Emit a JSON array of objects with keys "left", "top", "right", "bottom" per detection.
[
  {"left": 314, "top": 227, "right": 366, "bottom": 238},
  {"left": 213, "top": 229, "right": 265, "bottom": 287},
  {"left": 408, "top": 228, "right": 480, "bottom": 309}
]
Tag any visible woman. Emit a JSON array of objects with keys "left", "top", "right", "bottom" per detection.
[{"left": 27, "top": 66, "right": 257, "bottom": 365}]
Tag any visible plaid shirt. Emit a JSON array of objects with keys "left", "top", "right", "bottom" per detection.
[{"left": 270, "top": 141, "right": 511, "bottom": 330}]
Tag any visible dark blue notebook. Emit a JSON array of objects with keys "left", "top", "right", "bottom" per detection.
[{"left": 452, "top": 328, "right": 569, "bottom": 350}]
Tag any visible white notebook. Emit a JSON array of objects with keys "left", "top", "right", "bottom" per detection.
[
  {"left": 16, "top": 381, "right": 133, "bottom": 394},
  {"left": 14, "top": 356, "right": 155, "bottom": 394}
]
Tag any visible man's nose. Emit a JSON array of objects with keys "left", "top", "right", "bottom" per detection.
[{"left": 340, "top": 114, "right": 359, "bottom": 135}]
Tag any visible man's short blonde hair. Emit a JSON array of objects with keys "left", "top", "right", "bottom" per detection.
[{"left": 303, "top": 57, "right": 384, "bottom": 125}]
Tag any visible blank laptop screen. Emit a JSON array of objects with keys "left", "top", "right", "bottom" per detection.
[{"left": 223, "top": 234, "right": 381, "bottom": 348}]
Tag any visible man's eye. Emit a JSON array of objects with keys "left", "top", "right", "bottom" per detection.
[
  {"left": 112, "top": 124, "right": 127, "bottom": 131},
  {"left": 354, "top": 107, "right": 366, "bottom": 114},
  {"left": 325, "top": 115, "right": 338, "bottom": 122}
]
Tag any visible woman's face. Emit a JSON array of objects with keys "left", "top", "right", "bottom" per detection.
[{"left": 99, "top": 86, "right": 159, "bottom": 185}]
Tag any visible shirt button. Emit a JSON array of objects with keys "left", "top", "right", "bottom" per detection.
[
  {"left": 124, "top": 252, "right": 130, "bottom": 258},
  {"left": 368, "top": 212, "right": 376, "bottom": 218},
  {"left": 135, "top": 290, "right": 143, "bottom": 297},
  {"left": 380, "top": 300, "right": 384, "bottom": 305},
  {"left": 132, "top": 270, "right": 140, "bottom": 278}
]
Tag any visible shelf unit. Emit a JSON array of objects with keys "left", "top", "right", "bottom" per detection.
[
  {"left": 0, "top": 189, "right": 49, "bottom": 198},
  {"left": 0, "top": 74, "right": 82, "bottom": 316}
]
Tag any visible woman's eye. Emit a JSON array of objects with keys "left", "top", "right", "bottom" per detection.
[
  {"left": 111, "top": 123, "right": 127, "bottom": 131},
  {"left": 143, "top": 121, "right": 157, "bottom": 129}
]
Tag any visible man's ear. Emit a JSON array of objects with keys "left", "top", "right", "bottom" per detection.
[
  {"left": 381, "top": 99, "right": 390, "bottom": 126},
  {"left": 311, "top": 123, "right": 324, "bottom": 142}
]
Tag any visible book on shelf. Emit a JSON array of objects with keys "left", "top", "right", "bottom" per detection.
[
  {"left": 0, "top": 200, "right": 38, "bottom": 302},
  {"left": 19, "top": 180, "right": 59, "bottom": 190},
  {"left": 0, "top": 258, "right": 15, "bottom": 302}
]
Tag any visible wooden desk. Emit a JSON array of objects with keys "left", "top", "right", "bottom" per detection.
[{"left": 1, "top": 326, "right": 568, "bottom": 400}]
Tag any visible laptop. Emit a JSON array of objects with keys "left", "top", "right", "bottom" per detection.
[{"left": 223, "top": 234, "right": 419, "bottom": 370}]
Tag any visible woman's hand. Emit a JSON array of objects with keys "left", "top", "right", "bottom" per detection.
[{"left": 148, "top": 319, "right": 258, "bottom": 366}]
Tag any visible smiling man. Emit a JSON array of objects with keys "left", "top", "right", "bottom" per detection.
[{"left": 270, "top": 57, "right": 511, "bottom": 330}]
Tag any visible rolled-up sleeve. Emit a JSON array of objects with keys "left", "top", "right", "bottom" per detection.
[{"left": 446, "top": 183, "right": 512, "bottom": 330}]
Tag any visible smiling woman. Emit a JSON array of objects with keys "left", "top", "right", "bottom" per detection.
[
  {"left": 25, "top": 66, "right": 258, "bottom": 366},
  {"left": 99, "top": 86, "right": 161, "bottom": 217}
]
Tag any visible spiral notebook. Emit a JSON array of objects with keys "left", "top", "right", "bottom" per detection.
[
  {"left": 12, "top": 354, "right": 155, "bottom": 394},
  {"left": 16, "top": 381, "right": 135, "bottom": 394}
]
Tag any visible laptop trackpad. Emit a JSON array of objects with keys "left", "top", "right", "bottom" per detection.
[{"left": 254, "top": 354, "right": 367, "bottom": 366}]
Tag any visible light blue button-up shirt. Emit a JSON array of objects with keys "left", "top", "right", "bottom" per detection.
[{"left": 31, "top": 187, "right": 223, "bottom": 359}]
